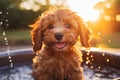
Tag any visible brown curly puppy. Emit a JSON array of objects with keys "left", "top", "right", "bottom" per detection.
[{"left": 30, "top": 8, "right": 90, "bottom": 80}]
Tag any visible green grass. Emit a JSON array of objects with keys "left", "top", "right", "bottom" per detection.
[
  {"left": 0, "top": 29, "right": 32, "bottom": 46},
  {"left": 0, "top": 29, "right": 31, "bottom": 41},
  {"left": 0, "top": 29, "right": 120, "bottom": 48}
]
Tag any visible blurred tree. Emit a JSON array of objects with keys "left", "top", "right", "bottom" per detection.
[
  {"left": 91, "top": 0, "right": 120, "bottom": 33},
  {"left": 0, "top": 0, "right": 66, "bottom": 30}
]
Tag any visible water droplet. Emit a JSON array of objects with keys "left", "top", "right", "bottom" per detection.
[
  {"left": 0, "top": 12, "right": 2, "bottom": 14},
  {"left": 86, "top": 57, "right": 89, "bottom": 60},
  {"left": 6, "top": 42, "right": 8, "bottom": 45},
  {"left": 98, "top": 66, "right": 101, "bottom": 69},
  {"left": 6, "top": 12, "right": 9, "bottom": 14},
  {"left": 10, "top": 63, "right": 13, "bottom": 68},
  {"left": 5, "top": 39, "right": 8, "bottom": 42},
  {"left": 6, "top": 19, "right": 8, "bottom": 22},
  {"left": 106, "top": 59, "right": 110, "bottom": 62},
  {"left": 86, "top": 61, "right": 89, "bottom": 65},
  {"left": 4, "top": 37, "right": 7, "bottom": 41},
  {"left": 6, "top": 24, "right": 9, "bottom": 27},
  {"left": 90, "top": 55, "right": 93, "bottom": 58},
  {"left": 102, "top": 53, "right": 105, "bottom": 56},
  {"left": 90, "top": 66, "right": 94, "bottom": 69},
  {"left": 9, "top": 60, "right": 12, "bottom": 62},
  {"left": 86, "top": 60, "right": 90, "bottom": 64},
  {"left": 2, "top": 31, "right": 6, "bottom": 35},
  {"left": 2, "top": 30, "right": 14, "bottom": 68},
  {"left": 91, "top": 59, "right": 94, "bottom": 61},
  {"left": 8, "top": 56, "right": 11, "bottom": 59},
  {"left": 0, "top": 22, "right": 3, "bottom": 25},
  {"left": 87, "top": 52, "right": 89, "bottom": 55},
  {"left": 90, "top": 62, "right": 92, "bottom": 65}
]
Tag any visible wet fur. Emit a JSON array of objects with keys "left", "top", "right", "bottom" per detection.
[{"left": 30, "top": 8, "right": 90, "bottom": 80}]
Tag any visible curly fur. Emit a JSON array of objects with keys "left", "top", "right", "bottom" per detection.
[{"left": 30, "top": 8, "right": 90, "bottom": 80}]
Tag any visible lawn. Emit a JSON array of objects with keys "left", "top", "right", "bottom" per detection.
[
  {"left": 0, "top": 29, "right": 120, "bottom": 48},
  {"left": 0, "top": 29, "right": 31, "bottom": 46},
  {"left": 3, "top": 29, "right": 31, "bottom": 40}
]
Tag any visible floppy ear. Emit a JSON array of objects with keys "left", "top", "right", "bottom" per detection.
[
  {"left": 30, "top": 19, "right": 42, "bottom": 53},
  {"left": 76, "top": 16, "right": 91, "bottom": 48}
]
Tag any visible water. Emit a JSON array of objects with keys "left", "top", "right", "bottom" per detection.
[
  {"left": 0, "top": 8, "right": 9, "bottom": 30},
  {"left": 85, "top": 48, "right": 95, "bottom": 69},
  {"left": 0, "top": 63, "right": 33, "bottom": 80},
  {"left": 0, "top": 63, "right": 120, "bottom": 80},
  {"left": 0, "top": 9, "right": 13, "bottom": 68},
  {"left": 83, "top": 64, "right": 120, "bottom": 80},
  {"left": 2, "top": 31, "right": 13, "bottom": 68}
]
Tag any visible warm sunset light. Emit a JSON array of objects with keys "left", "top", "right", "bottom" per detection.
[
  {"left": 20, "top": 0, "right": 102, "bottom": 22},
  {"left": 20, "top": 0, "right": 40, "bottom": 11},
  {"left": 67, "top": 0, "right": 102, "bottom": 22}
]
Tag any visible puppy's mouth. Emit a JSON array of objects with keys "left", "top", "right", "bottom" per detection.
[{"left": 54, "top": 42, "right": 66, "bottom": 49}]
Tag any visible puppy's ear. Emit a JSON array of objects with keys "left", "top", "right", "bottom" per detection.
[
  {"left": 30, "top": 19, "right": 42, "bottom": 53},
  {"left": 76, "top": 16, "right": 91, "bottom": 48}
]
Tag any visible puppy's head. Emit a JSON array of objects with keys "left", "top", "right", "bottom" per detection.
[{"left": 30, "top": 8, "right": 91, "bottom": 53}]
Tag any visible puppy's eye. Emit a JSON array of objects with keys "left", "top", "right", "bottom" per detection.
[
  {"left": 65, "top": 23, "right": 71, "bottom": 28},
  {"left": 48, "top": 24, "right": 54, "bottom": 29}
]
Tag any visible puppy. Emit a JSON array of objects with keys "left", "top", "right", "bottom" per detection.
[{"left": 30, "top": 8, "right": 90, "bottom": 80}]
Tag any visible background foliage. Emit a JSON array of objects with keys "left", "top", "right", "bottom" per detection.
[{"left": 0, "top": 0, "right": 66, "bottom": 30}]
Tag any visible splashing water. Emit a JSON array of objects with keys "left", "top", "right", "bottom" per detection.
[
  {"left": 2, "top": 31, "right": 13, "bottom": 68},
  {"left": 85, "top": 48, "right": 93, "bottom": 65},
  {"left": 84, "top": 47, "right": 110, "bottom": 71},
  {"left": 0, "top": 9, "right": 13, "bottom": 68}
]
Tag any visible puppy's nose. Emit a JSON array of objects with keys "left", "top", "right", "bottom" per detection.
[{"left": 55, "top": 33, "right": 63, "bottom": 41}]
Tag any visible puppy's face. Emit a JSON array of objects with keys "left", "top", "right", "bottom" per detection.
[
  {"left": 43, "top": 20, "right": 79, "bottom": 51},
  {"left": 31, "top": 8, "right": 90, "bottom": 53},
  {"left": 41, "top": 9, "right": 80, "bottom": 51}
]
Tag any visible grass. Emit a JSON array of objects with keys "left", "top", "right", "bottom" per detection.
[
  {"left": 0, "top": 29, "right": 31, "bottom": 46},
  {"left": 0, "top": 29, "right": 31, "bottom": 41},
  {"left": 0, "top": 29, "right": 120, "bottom": 48}
]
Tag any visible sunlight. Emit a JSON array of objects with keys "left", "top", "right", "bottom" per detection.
[
  {"left": 20, "top": 0, "right": 40, "bottom": 11},
  {"left": 67, "top": 0, "right": 102, "bottom": 22},
  {"left": 20, "top": 0, "right": 102, "bottom": 22}
]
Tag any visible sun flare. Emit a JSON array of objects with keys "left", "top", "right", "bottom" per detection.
[
  {"left": 67, "top": 0, "right": 102, "bottom": 22},
  {"left": 20, "top": 0, "right": 101, "bottom": 22}
]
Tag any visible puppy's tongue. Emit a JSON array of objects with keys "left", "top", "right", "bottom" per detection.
[{"left": 54, "top": 43, "right": 66, "bottom": 49}]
